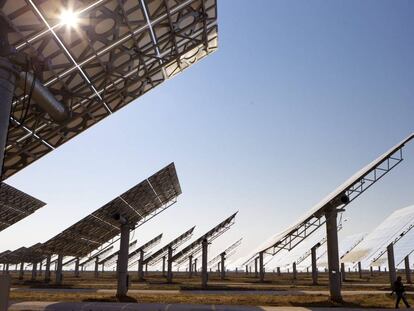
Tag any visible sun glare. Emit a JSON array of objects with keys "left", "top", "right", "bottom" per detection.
[{"left": 59, "top": 9, "right": 79, "bottom": 27}]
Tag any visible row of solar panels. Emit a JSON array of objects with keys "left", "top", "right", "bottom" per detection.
[
  {"left": 0, "top": 162, "right": 181, "bottom": 264},
  {"left": 241, "top": 203, "right": 414, "bottom": 273}
]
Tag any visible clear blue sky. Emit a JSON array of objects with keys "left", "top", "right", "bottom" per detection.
[{"left": 2, "top": 0, "right": 414, "bottom": 265}]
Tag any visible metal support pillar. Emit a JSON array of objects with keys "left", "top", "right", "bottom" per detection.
[
  {"left": 18, "top": 262, "right": 24, "bottom": 280},
  {"left": 220, "top": 253, "right": 225, "bottom": 280},
  {"left": 116, "top": 223, "right": 130, "bottom": 298},
  {"left": 405, "top": 256, "right": 412, "bottom": 284},
  {"left": 201, "top": 238, "right": 208, "bottom": 289},
  {"left": 188, "top": 255, "right": 193, "bottom": 278},
  {"left": 370, "top": 266, "right": 373, "bottom": 277},
  {"left": 259, "top": 251, "right": 264, "bottom": 282},
  {"left": 5, "top": 264, "right": 8, "bottom": 274},
  {"left": 94, "top": 257, "right": 99, "bottom": 278},
  {"left": 293, "top": 262, "right": 297, "bottom": 280},
  {"left": 311, "top": 246, "right": 318, "bottom": 285},
  {"left": 358, "top": 261, "right": 362, "bottom": 279},
  {"left": 0, "top": 274, "right": 11, "bottom": 311},
  {"left": 167, "top": 246, "right": 173, "bottom": 283},
  {"left": 277, "top": 267, "right": 281, "bottom": 276},
  {"left": 162, "top": 256, "right": 166, "bottom": 277},
  {"left": 74, "top": 258, "right": 80, "bottom": 277},
  {"left": 39, "top": 261, "right": 42, "bottom": 276},
  {"left": 44, "top": 255, "right": 51, "bottom": 282},
  {"left": 387, "top": 243, "right": 397, "bottom": 289},
  {"left": 138, "top": 249, "right": 144, "bottom": 281},
  {"left": 254, "top": 257, "right": 258, "bottom": 278},
  {"left": 325, "top": 207, "right": 342, "bottom": 302},
  {"left": 245, "top": 265, "right": 248, "bottom": 275},
  {"left": 31, "top": 262, "right": 37, "bottom": 280},
  {"left": 341, "top": 262, "right": 345, "bottom": 282},
  {"left": 194, "top": 258, "right": 198, "bottom": 275},
  {"left": 55, "top": 254, "right": 63, "bottom": 285}
]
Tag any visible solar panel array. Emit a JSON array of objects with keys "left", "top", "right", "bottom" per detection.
[
  {"left": 143, "top": 226, "right": 195, "bottom": 266},
  {"left": 0, "top": 182, "right": 46, "bottom": 231},
  {"left": 342, "top": 205, "right": 414, "bottom": 268},
  {"left": 172, "top": 212, "right": 237, "bottom": 264},
  {"left": 0, "top": 243, "right": 44, "bottom": 264},
  {"left": 42, "top": 162, "right": 180, "bottom": 257},
  {"left": 1, "top": 0, "right": 218, "bottom": 180}
]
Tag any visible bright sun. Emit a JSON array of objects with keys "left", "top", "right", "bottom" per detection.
[{"left": 59, "top": 9, "right": 79, "bottom": 27}]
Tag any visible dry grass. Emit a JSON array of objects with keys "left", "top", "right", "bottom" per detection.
[
  {"left": 10, "top": 291, "right": 410, "bottom": 308},
  {"left": 8, "top": 270, "right": 414, "bottom": 308}
]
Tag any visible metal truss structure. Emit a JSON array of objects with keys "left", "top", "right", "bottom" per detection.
[
  {"left": 143, "top": 226, "right": 195, "bottom": 266},
  {"left": 1, "top": 0, "right": 218, "bottom": 180},
  {"left": 172, "top": 212, "right": 237, "bottom": 266},
  {"left": 42, "top": 162, "right": 180, "bottom": 257},
  {"left": 0, "top": 182, "right": 45, "bottom": 231},
  {"left": 243, "top": 133, "right": 414, "bottom": 267},
  {"left": 127, "top": 233, "right": 162, "bottom": 268},
  {"left": 207, "top": 238, "right": 242, "bottom": 269}
]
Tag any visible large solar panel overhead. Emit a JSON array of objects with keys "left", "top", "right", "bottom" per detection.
[
  {"left": 342, "top": 205, "right": 414, "bottom": 268},
  {"left": 0, "top": 182, "right": 46, "bottom": 231},
  {"left": 1, "top": 0, "right": 218, "bottom": 180},
  {"left": 42, "top": 162, "right": 181, "bottom": 257}
]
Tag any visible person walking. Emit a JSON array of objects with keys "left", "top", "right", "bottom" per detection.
[{"left": 392, "top": 276, "right": 411, "bottom": 309}]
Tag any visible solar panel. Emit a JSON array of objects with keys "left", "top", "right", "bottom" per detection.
[
  {"left": 393, "top": 230, "right": 414, "bottom": 268},
  {"left": 127, "top": 233, "right": 162, "bottom": 267},
  {"left": 0, "top": 243, "right": 44, "bottom": 264},
  {"left": 0, "top": 182, "right": 46, "bottom": 231},
  {"left": 342, "top": 205, "right": 414, "bottom": 268},
  {"left": 98, "top": 239, "right": 137, "bottom": 266},
  {"left": 143, "top": 226, "right": 195, "bottom": 266},
  {"left": 79, "top": 245, "right": 114, "bottom": 268},
  {"left": 207, "top": 238, "right": 242, "bottom": 269},
  {"left": 243, "top": 133, "right": 414, "bottom": 266},
  {"left": 171, "top": 212, "right": 237, "bottom": 264},
  {"left": 42, "top": 162, "right": 180, "bottom": 257},
  {"left": 1, "top": 0, "right": 218, "bottom": 180}
]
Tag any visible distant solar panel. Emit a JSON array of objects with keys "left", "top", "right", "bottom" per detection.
[
  {"left": 0, "top": 182, "right": 45, "bottom": 231},
  {"left": 99, "top": 239, "right": 137, "bottom": 266},
  {"left": 172, "top": 212, "right": 237, "bottom": 264},
  {"left": 1, "top": 0, "right": 218, "bottom": 180},
  {"left": 342, "top": 205, "right": 414, "bottom": 268},
  {"left": 0, "top": 243, "right": 44, "bottom": 264},
  {"left": 393, "top": 229, "right": 414, "bottom": 268},
  {"left": 127, "top": 233, "right": 162, "bottom": 267},
  {"left": 42, "top": 162, "right": 181, "bottom": 257},
  {"left": 143, "top": 226, "right": 195, "bottom": 266},
  {"left": 208, "top": 238, "right": 242, "bottom": 269}
]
